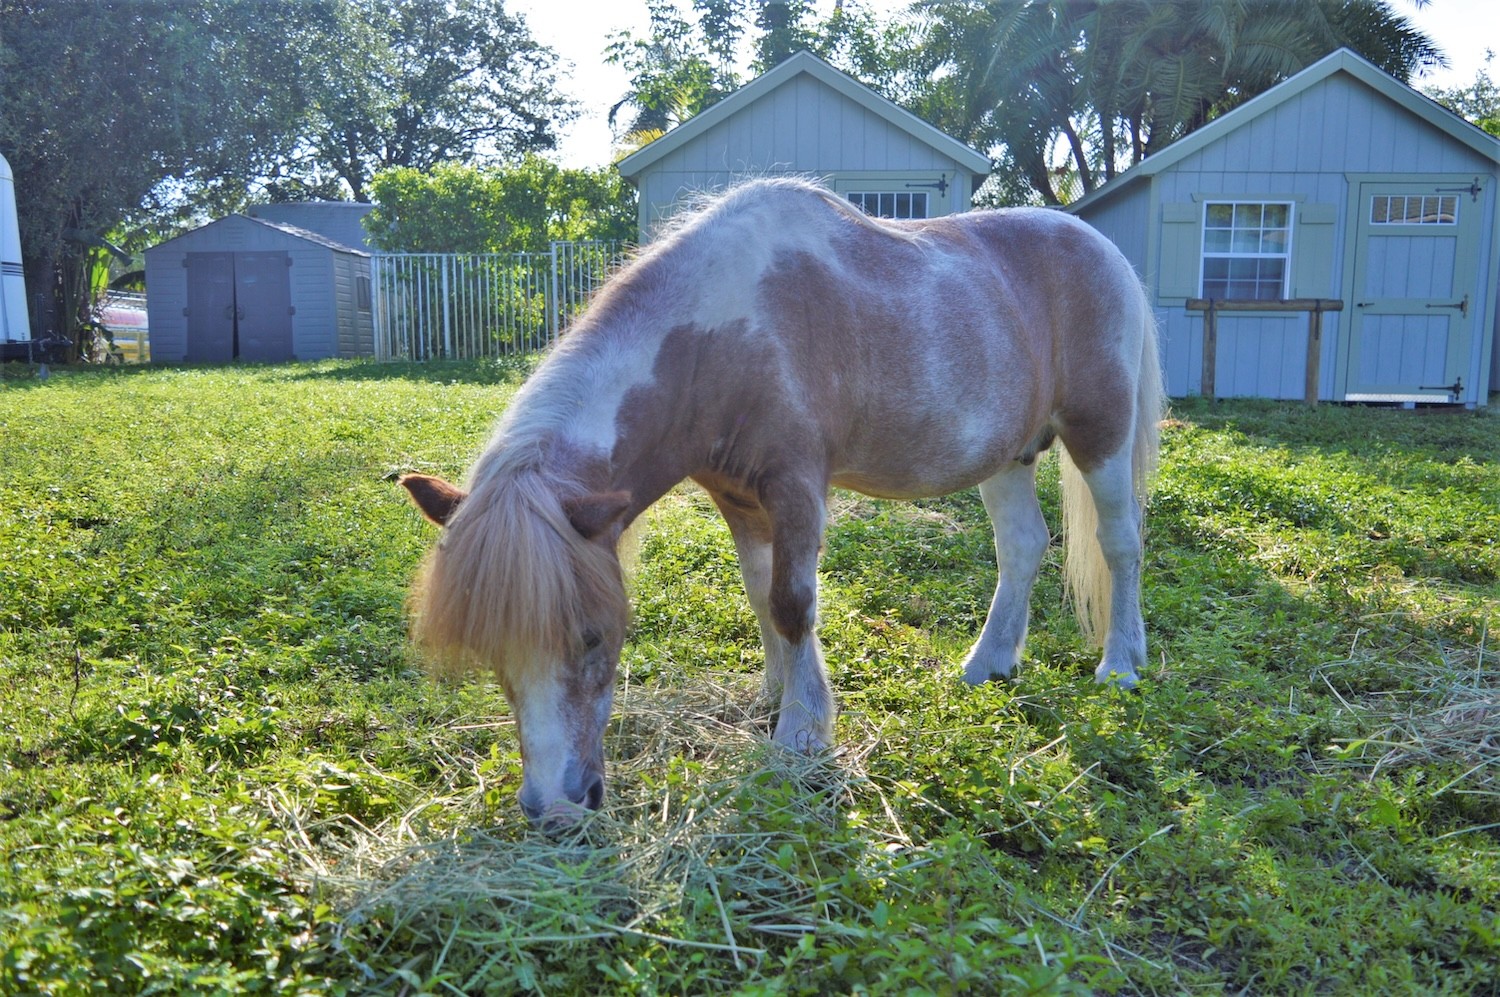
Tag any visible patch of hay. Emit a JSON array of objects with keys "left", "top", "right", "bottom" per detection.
[
  {"left": 1321, "top": 628, "right": 1499, "bottom": 805},
  {"left": 297, "top": 676, "right": 925, "bottom": 989}
]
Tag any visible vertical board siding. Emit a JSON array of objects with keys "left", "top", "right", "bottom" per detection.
[
  {"left": 638, "top": 72, "right": 965, "bottom": 232},
  {"left": 1081, "top": 70, "right": 1498, "bottom": 400},
  {"left": 145, "top": 215, "right": 374, "bottom": 362}
]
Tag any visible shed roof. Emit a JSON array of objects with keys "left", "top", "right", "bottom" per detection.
[
  {"left": 615, "top": 49, "right": 991, "bottom": 180},
  {"left": 145, "top": 213, "right": 370, "bottom": 256},
  {"left": 1069, "top": 47, "right": 1500, "bottom": 214}
]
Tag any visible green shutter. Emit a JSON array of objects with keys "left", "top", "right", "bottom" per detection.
[
  {"left": 1290, "top": 203, "right": 1338, "bottom": 298},
  {"left": 1157, "top": 202, "right": 1201, "bottom": 302}
]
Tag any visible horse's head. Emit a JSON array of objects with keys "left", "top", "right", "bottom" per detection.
[{"left": 401, "top": 472, "right": 630, "bottom": 825}]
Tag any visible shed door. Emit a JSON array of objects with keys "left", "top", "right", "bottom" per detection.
[
  {"left": 185, "top": 253, "right": 236, "bottom": 362},
  {"left": 234, "top": 252, "right": 293, "bottom": 362},
  {"left": 1343, "top": 180, "right": 1483, "bottom": 403},
  {"left": 184, "top": 251, "right": 293, "bottom": 362}
]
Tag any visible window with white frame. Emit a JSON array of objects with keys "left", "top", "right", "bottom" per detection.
[
  {"left": 847, "top": 191, "right": 929, "bottom": 219},
  {"left": 1370, "top": 194, "right": 1457, "bottom": 225},
  {"left": 1201, "top": 201, "right": 1292, "bottom": 300}
]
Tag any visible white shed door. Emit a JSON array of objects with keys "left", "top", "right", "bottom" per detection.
[{"left": 1343, "top": 179, "right": 1483, "bottom": 403}]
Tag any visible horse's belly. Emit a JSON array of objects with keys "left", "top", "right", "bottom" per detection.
[{"left": 830, "top": 415, "right": 1028, "bottom": 499}]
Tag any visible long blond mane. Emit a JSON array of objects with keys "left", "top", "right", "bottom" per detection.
[{"left": 406, "top": 456, "right": 626, "bottom": 684}]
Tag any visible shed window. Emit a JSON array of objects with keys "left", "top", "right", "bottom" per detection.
[
  {"left": 848, "top": 191, "right": 928, "bottom": 219},
  {"left": 1201, "top": 201, "right": 1292, "bottom": 300},
  {"left": 356, "top": 275, "right": 372, "bottom": 311},
  {"left": 1370, "top": 194, "right": 1457, "bottom": 225}
]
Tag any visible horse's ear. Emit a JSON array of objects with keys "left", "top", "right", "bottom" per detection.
[
  {"left": 400, "top": 473, "right": 468, "bottom": 527},
  {"left": 563, "top": 491, "right": 631, "bottom": 541}
]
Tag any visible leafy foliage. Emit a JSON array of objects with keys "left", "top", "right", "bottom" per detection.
[
  {"left": 1426, "top": 56, "right": 1500, "bottom": 137},
  {"left": 1, "top": 363, "right": 1497, "bottom": 994},
  {"left": 0, "top": 0, "right": 573, "bottom": 344},
  {"left": 365, "top": 157, "right": 635, "bottom": 254},
  {"left": 0, "top": 0, "right": 338, "bottom": 344},
  {"left": 914, "top": 0, "right": 1448, "bottom": 203},
  {"left": 301, "top": 0, "right": 575, "bottom": 203}
]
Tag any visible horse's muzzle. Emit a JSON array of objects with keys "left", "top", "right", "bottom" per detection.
[{"left": 518, "top": 763, "right": 606, "bottom": 824}]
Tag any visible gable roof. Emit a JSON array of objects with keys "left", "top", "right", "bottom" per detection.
[
  {"left": 615, "top": 49, "right": 990, "bottom": 179},
  {"left": 146, "top": 213, "right": 370, "bottom": 256},
  {"left": 1069, "top": 47, "right": 1500, "bottom": 214}
]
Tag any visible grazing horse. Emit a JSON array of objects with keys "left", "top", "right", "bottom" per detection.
[{"left": 401, "top": 178, "right": 1163, "bottom": 823}]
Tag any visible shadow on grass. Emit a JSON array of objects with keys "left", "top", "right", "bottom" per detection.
[
  {"left": 2, "top": 356, "right": 541, "bottom": 391},
  {"left": 1168, "top": 396, "right": 1498, "bottom": 466},
  {"left": 281, "top": 357, "right": 538, "bottom": 386}
]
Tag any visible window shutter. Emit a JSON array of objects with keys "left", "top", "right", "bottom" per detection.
[
  {"left": 1156, "top": 202, "right": 1201, "bottom": 302},
  {"left": 1290, "top": 203, "right": 1338, "bottom": 298}
]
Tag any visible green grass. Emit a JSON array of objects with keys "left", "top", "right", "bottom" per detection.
[{"left": 2, "top": 360, "right": 1497, "bottom": 994}]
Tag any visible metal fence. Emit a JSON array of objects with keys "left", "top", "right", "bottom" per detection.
[{"left": 371, "top": 241, "right": 621, "bottom": 360}]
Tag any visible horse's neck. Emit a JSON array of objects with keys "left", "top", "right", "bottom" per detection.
[{"left": 496, "top": 320, "right": 691, "bottom": 510}]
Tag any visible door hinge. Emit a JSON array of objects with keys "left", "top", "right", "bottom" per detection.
[
  {"left": 1424, "top": 294, "right": 1468, "bottom": 317},
  {"left": 1418, "top": 377, "right": 1464, "bottom": 402},
  {"left": 1435, "top": 178, "right": 1483, "bottom": 202}
]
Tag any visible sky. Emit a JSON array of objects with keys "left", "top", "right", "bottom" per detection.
[{"left": 508, "top": 0, "right": 1498, "bottom": 170}]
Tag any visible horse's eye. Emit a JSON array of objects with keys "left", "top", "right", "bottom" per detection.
[{"left": 582, "top": 629, "right": 603, "bottom": 652}]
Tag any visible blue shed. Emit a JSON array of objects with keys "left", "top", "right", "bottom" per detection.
[
  {"left": 618, "top": 51, "right": 990, "bottom": 239},
  {"left": 144, "top": 214, "right": 374, "bottom": 363},
  {"left": 1071, "top": 48, "right": 1500, "bottom": 406}
]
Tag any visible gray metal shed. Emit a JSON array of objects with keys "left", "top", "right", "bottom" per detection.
[
  {"left": 617, "top": 50, "right": 990, "bottom": 239},
  {"left": 144, "top": 214, "right": 373, "bottom": 363},
  {"left": 247, "top": 202, "right": 377, "bottom": 254},
  {"left": 1071, "top": 48, "right": 1500, "bottom": 407}
]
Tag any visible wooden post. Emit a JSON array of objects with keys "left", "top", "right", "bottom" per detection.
[
  {"left": 1185, "top": 298, "right": 1343, "bottom": 405},
  {"left": 1305, "top": 303, "right": 1324, "bottom": 406},
  {"left": 1201, "top": 299, "right": 1217, "bottom": 401}
]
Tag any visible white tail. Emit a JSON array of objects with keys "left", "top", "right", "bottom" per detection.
[{"left": 1060, "top": 307, "right": 1164, "bottom": 644}]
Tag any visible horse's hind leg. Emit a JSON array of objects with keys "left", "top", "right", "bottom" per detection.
[
  {"left": 1074, "top": 448, "right": 1147, "bottom": 688},
  {"left": 962, "top": 461, "right": 1049, "bottom": 684}
]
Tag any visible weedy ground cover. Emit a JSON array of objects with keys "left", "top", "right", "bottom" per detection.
[{"left": 1, "top": 360, "right": 1496, "bottom": 994}]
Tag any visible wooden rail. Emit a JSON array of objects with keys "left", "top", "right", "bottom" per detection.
[{"left": 1186, "top": 298, "right": 1345, "bottom": 405}]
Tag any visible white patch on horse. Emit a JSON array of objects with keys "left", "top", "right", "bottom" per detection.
[{"left": 493, "top": 330, "right": 664, "bottom": 460}]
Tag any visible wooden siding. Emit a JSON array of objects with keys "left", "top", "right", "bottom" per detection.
[
  {"left": 332, "top": 253, "right": 374, "bottom": 356},
  {"left": 1082, "top": 71, "right": 1498, "bottom": 401},
  {"left": 636, "top": 73, "right": 976, "bottom": 232}
]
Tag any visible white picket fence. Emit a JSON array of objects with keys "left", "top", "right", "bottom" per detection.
[{"left": 370, "top": 241, "right": 621, "bottom": 360}]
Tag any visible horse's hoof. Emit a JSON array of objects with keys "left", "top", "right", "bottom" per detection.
[
  {"left": 772, "top": 725, "right": 831, "bottom": 755},
  {"left": 1094, "top": 662, "right": 1140, "bottom": 690},
  {"left": 960, "top": 653, "right": 1016, "bottom": 686}
]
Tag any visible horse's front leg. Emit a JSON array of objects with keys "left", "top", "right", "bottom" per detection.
[
  {"left": 704, "top": 490, "right": 790, "bottom": 703},
  {"left": 962, "top": 461, "right": 1049, "bottom": 684},
  {"left": 763, "top": 478, "right": 834, "bottom": 754}
]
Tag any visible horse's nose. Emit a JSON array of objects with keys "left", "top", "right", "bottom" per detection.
[
  {"left": 517, "top": 766, "right": 606, "bottom": 824},
  {"left": 563, "top": 757, "right": 606, "bottom": 812},
  {"left": 580, "top": 772, "right": 605, "bottom": 811}
]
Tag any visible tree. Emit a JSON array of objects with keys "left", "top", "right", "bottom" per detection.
[
  {"left": 364, "top": 158, "right": 636, "bottom": 255},
  {"left": 914, "top": 0, "right": 1447, "bottom": 204},
  {"left": 306, "top": 0, "right": 575, "bottom": 202},
  {"left": 606, "top": 0, "right": 909, "bottom": 154},
  {"left": 0, "top": 0, "right": 335, "bottom": 345},
  {"left": 605, "top": 0, "right": 742, "bottom": 148},
  {"left": 1426, "top": 55, "right": 1500, "bottom": 137}
]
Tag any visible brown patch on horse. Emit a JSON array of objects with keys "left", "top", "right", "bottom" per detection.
[
  {"left": 400, "top": 474, "right": 468, "bottom": 526},
  {"left": 562, "top": 491, "right": 632, "bottom": 541},
  {"left": 1056, "top": 359, "right": 1133, "bottom": 471}
]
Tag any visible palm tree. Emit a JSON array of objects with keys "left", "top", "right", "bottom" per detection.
[{"left": 917, "top": 0, "right": 1445, "bottom": 204}]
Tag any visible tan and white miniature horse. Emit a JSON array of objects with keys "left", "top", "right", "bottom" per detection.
[{"left": 401, "top": 178, "right": 1163, "bottom": 823}]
